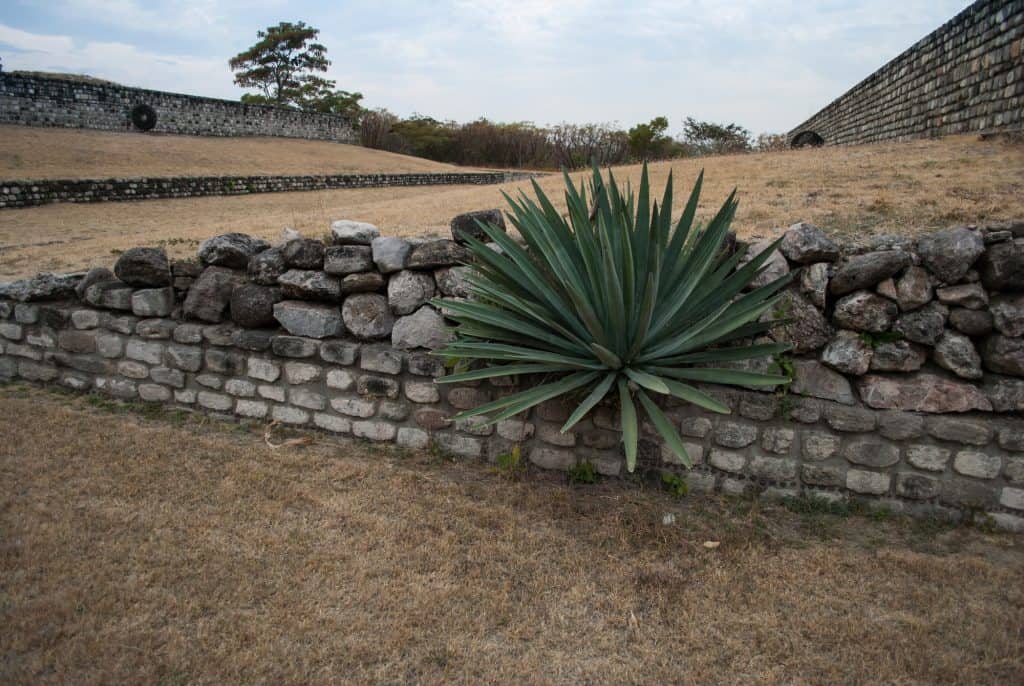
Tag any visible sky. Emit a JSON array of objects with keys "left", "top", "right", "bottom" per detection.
[{"left": 1, "top": 0, "right": 971, "bottom": 135}]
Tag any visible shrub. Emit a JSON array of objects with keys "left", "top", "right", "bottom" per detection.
[{"left": 433, "top": 165, "right": 792, "bottom": 471}]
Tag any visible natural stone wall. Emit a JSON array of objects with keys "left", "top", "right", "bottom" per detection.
[
  {"left": 0, "top": 73, "right": 356, "bottom": 142},
  {"left": 2, "top": 213, "right": 1023, "bottom": 531},
  {"left": 789, "top": 0, "right": 1024, "bottom": 146},
  {"left": 0, "top": 172, "right": 539, "bottom": 209}
]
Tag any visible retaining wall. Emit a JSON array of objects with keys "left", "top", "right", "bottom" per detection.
[
  {"left": 1, "top": 215, "right": 1023, "bottom": 530},
  {"left": 0, "top": 73, "right": 357, "bottom": 142},
  {"left": 789, "top": 0, "right": 1024, "bottom": 146},
  {"left": 0, "top": 172, "right": 539, "bottom": 209}
]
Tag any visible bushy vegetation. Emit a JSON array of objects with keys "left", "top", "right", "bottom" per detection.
[{"left": 434, "top": 166, "right": 792, "bottom": 471}]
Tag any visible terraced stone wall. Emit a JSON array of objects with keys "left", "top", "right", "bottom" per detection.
[
  {"left": 1, "top": 213, "right": 1023, "bottom": 530},
  {"left": 789, "top": 0, "right": 1023, "bottom": 145}
]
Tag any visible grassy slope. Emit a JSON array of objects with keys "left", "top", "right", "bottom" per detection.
[
  {"left": 1, "top": 133, "right": 1023, "bottom": 280},
  {"left": 1, "top": 385, "right": 1022, "bottom": 684}
]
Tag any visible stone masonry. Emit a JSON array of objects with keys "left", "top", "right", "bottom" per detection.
[{"left": 2, "top": 213, "right": 1023, "bottom": 531}]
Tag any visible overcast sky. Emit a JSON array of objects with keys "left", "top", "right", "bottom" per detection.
[{"left": 1, "top": 0, "right": 969, "bottom": 134}]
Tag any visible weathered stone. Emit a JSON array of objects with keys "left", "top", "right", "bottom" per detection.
[
  {"left": 895, "top": 266, "right": 932, "bottom": 311},
  {"left": 0, "top": 321, "right": 22, "bottom": 340},
  {"left": 846, "top": 470, "right": 891, "bottom": 495},
  {"left": 395, "top": 427, "right": 429, "bottom": 449},
  {"left": 387, "top": 270, "right": 436, "bottom": 316},
  {"left": 284, "top": 361, "right": 322, "bottom": 384},
  {"left": 529, "top": 447, "right": 576, "bottom": 472},
  {"left": 978, "top": 238, "right": 1024, "bottom": 292},
  {"left": 895, "top": 473, "right": 939, "bottom": 499},
  {"left": 282, "top": 238, "right": 325, "bottom": 269},
  {"left": 824, "top": 404, "right": 876, "bottom": 432},
  {"left": 237, "top": 400, "right": 270, "bottom": 419},
  {"left": 74, "top": 267, "right": 114, "bottom": 300},
  {"left": 83, "top": 281, "right": 134, "bottom": 311},
  {"left": 198, "top": 233, "right": 269, "bottom": 268},
  {"left": 925, "top": 417, "right": 993, "bottom": 446},
  {"left": 916, "top": 227, "right": 985, "bottom": 284},
  {"left": 998, "top": 427, "right": 1024, "bottom": 454},
  {"left": 0, "top": 272, "right": 81, "bottom": 302},
  {"left": 843, "top": 441, "right": 899, "bottom": 468},
  {"left": 877, "top": 411, "right": 924, "bottom": 440},
  {"left": 779, "top": 222, "right": 839, "bottom": 263},
  {"left": 451, "top": 208, "right": 506, "bottom": 243},
  {"left": 769, "top": 290, "right": 831, "bottom": 353},
  {"left": 435, "top": 266, "right": 472, "bottom": 298},
  {"left": 739, "top": 238, "right": 789, "bottom": 290},
  {"left": 182, "top": 267, "right": 244, "bottom": 323},
  {"left": 941, "top": 479, "right": 997, "bottom": 508},
  {"left": 225, "top": 284, "right": 280, "bottom": 329},
  {"left": 1000, "top": 488, "right": 1024, "bottom": 511},
  {"left": 708, "top": 449, "right": 745, "bottom": 473},
  {"left": 248, "top": 247, "right": 287, "bottom": 285},
  {"left": 289, "top": 388, "right": 327, "bottom": 410},
  {"left": 906, "top": 445, "right": 950, "bottom": 472},
  {"left": 868, "top": 340, "right": 927, "bottom": 372},
  {"left": 990, "top": 294, "right": 1024, "bottom": 337},
  {"left": 200, "top": 323, "right": 236, "bottom": 346},
  {"left": 893, "top": 302, "right": 948, "bottom": 345},
  {"left": 948, "top": 308, "right": 994, "bottom": 337},
  {"left": 342, "top": 293, "right": 394, "bottom": 339},
  {"left": 748, "top": 455, "right": 797, "bottom": 482},
  {"left": 57, "top": 329, "right": 96, "bottom": 354},
  {"left": 171, "top": 260, "right": 201, "bottom": 278},
  {"left": 232, "top": 328, "right": 275, "bottom": 351},
  {"left": 953, "top": 451, "right": 1001, "bottom": 479},
  {"left": 497, "top": 419, "right": 535, "bottom": 441},
  {"left": 370, "top": 236, "right": 412, "bottom": 274},
  {"left": 829, "top": 250, "right": 909, "bottom": 295},
  {"left": 357, "top": 374, "right": 400, "bottom": 399},
  {"left": 933, "top": 331, "right": 983, "bottom": 379},
  {"left": 738, "top": 394, "right": 777, "bottom": 421},
  {"left": 799, "top": 262, "right": 830, "bottom": 308},
  {"left": 278, "top": 269, "right": 341, "bottom": 302},
  {"left": 404, "top": 379, "right": 440, "bottom": 403},
  {"left": 204, "top": 349, "right": 244, "bottom": 375},
  {"left": 790, "top": 359, "right": 855, "bottom": 404},
  {"left": 821, "top": 329, "right": 872, "bottom": 375},
  {"left": 114, "top": 247, "right": 171, "bottom": 287},
  {"left": 135, "top": 318, "right": 176, "bottom": 340},
  {"left": 272, "top": 300, "right": 344, "bottom": 338},
  {"left": 325, "top": 369, "right": 354, "bottom": 390},
  {"left": 392, "top": 306, "right": 450, "bottom": 350},
  {"left": 447, "top": 387, "right": 490, "bottom": 410},
  {"left": 323, "top": 245, "right": 373, "bottom": 275},
  {"left": 197, "top": 390, "right": 232, "bottom": 411},
  {"left": 679, "top": 416, "right": 712, "bottom": 438},
  {"left": 801, "top": 464, "right": 844, "bottom": 487},
  {"left": 332, "top": 397, "right": 376, "bottom": 418},
  {"left": 340, "top": 272, "right": 385, "bottom": 294},
  {"left": 321, "top": 340, "right": 359, "bottom": 366},
  {"left": 714, "top": 421, "right": 758, "bottom": 448},
  {"left": 163, "top": 344, "right": 202, "bottom": 372},
  {"left": 246, "top": 357, "right": 280, "bottom": 382},
  {"left": 272, "top": 406, "right": 310, "bottom": 426},
  {"left": 271, "top": 335, "right": 318, "bottom": 358},
  {"left": 172, "top": 323, "right": 203, "bottom": 344},
  {"left": 224, "top": 378, "right": 256, "bottom": 397},
  {"left": 981, "top": 335, "right": 1024, "bottom": 376},
  {"left": 407, "top": 240, "right": 469, "bottom": 269},
  {"left": 833, "top": 291, "right": 897, "bottom": 332},
  {"left": 936, "top": 283, "right": 988, "bottom": 309},
  {"left": 360, "top": 345, "right": 403, "bottom": 374},
  {"left": 130, "top": 287, "right": 175, "bottom": 317},
  {"left": 330, "top": 220, "right": 379, "bottom": 245},
  {"left": 857, "top": 373, "right": 992, "bottom": 413},
  {"left": 414, "top": 407, "right": 452, "bottom": 429},
  {"left": 876, "top": 278, "right": 898, "bottom": 300}
]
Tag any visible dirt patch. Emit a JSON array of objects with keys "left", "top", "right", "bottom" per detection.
[
  {"left": 1, "top": 133, "right": 1022, "bottom": 280},
  {"left": 1, "top": 384, "right": 1022, "bottom": 685}
]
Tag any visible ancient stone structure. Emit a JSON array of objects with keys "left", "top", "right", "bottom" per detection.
[
  {"left": 789, "top": 0, "right": 1023, "bottom": 146},
  {"left": 0, "top": 73, "right": 357, "bottom": 142},
  {"left": 2, "top": 215, "right": 1023, "bottom": 530},
  {"left": 0, "top": 172, "right": 539, "bottom": 209}
]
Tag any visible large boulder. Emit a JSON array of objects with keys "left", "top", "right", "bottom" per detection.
[
  {"left": 230, "top": 284, "right": 284, "bottom": 328},
  {"left": 990, "top": 294, "right": 1024, "bottom": 337},
  {"left": 829, "top": 251, "right": 909, "bottom": 296},
  {"left": 949, "top": 308, "right": 994, "bottom": 337},
  {"left": 407, "top": 240, "right": 469, "bottom": 269},
  {"left": 273, "top": 300, "right": 344, "bottom": 338},
  {"left": 981, "top": 335, "right": 1024, "bottom": 376},
  {"left": 331, "top": 220, "right": 379, "bottom": 245},
  {"left": 779, "top": 222, "right": 839, "bottom": 263},
  {"left": 451, "top": 209, "right": 506, "bottom": 244},
  {"left": 435, "top": 266, "right": 473, "bottom": 298},
  {"left": 114, "top": 247, "right": 171, "bottom": 287},
  {"left": 933, "top": 331, "right": 983, "bottom": 379},
  {"left": 799, "top": 262, "right": 830, "bottom": 309},
  {"left": 978, "top": 239, "right": 1024, "bottom": 292},
  {"left": 341, "top": 272, "right": 386, "bottom": 294},
  {"left": 936, "top": 283, "right": 988, "bottom": 309},
  {"left": 790, "top": 359, "right": 855, "bottom": 404},
  {"left": 893, "top": 302, "right": 948, "bottom": 345},
  {"left": 392, "top": 306, "right": 451, "bottom": 350},
  {"left": 342, "top": 293, "right": 394, "bottom": 339},
  {"left": 0, "top": 272, "right": 83, "bottom": 302},
  {"left": 371, "top": 236, "right": 412, "bottom": 274},
  {"left": 768, "top": 290, "right": 831, "bottom": 353},
  {"left": 82, "top": 280, "right": 133, "bottom": 310},
  {"left": 869, "top": 340, "right": 927, "bottom": 372},
  {"left": 198, "top": 233, "right": 270, "bottom": 268},
  {"left": 182, "top": 266, "right": 246, "bottom": 323},
  {"left": 895, "top": 266, "right": 932, "bottom": 311},
  {"left": 324, "top": 245, "right": 374, "bottom": 275},
  {"left": 281, "top": 238, "right": 325, "bottom": 269},
  {"left": 916, "top": 227, "right": 985, "bottom": 284},
  {"left": 738, "top": 238, "right": 789, "bottom": 290},
  {"left": 248, "top": 247, "right": 287, "bottom": 285},
  {"left": 820, "top": 330, "right": 872, "bottom": 375},
  {"left": 833, "top": 291, "right": 897, "bottom": 333},
  {"left": 388, "top": 270, "right": 437, "bottom": 315},
  {"left": 74, "top": 267, "right": 115, "bottom": 300},
  {"left": 982, "top": 375, "right": 1024, "bottom": 412},
  {"left": 857, "top": 373, "right": 992, "bottom": 413},
  {"left": 278, "top": 270, "right": 342, "bottom": 302}
]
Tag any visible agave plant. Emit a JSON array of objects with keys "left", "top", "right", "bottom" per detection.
[{"left": 432, "top": 165, "right": 792, "bottom": 471}]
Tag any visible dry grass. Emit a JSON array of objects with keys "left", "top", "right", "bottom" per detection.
[
  {"left": 1, "top": 134, "right": 1022, "bottom": 280},
  {"left": 0, "top": 125, "right": 466, "bottom": 180},
  {"left": 1, "top": 384, "right": 1022, "bottom": 685}
]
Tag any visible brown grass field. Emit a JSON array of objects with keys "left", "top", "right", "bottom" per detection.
[
  {"left": 1, "top": 384, "right": 1022, "bottom": 685},
  {"left": 1, "top": 132, "right": 1023, "bottom": 280}
]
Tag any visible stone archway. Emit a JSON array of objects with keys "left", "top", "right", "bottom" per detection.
[{"left": 791, "top": 130, "right": 824, "bottom": 148}]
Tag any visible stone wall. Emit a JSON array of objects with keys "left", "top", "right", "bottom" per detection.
[
  {"left": 0, "top": 73, "right": 357, "bottom": 142},
  {"left": 2, "top": 213, "right": 1023, "bottom": 531},
  {"left": 789, "top": 0, "right": 1024, "bottom": 146},
  {"left": 0, "top": 172, "right": 539, "bottom": 209}
]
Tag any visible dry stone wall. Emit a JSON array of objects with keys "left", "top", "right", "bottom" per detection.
[
  {"left": 2, "top": 213, "right": 1023, "bottom": 530},
  {"left": 0, "top": 73, "right": 357, "bottom": 142},
  {"left": 0, "top": 171, "right": 538, "bottom": 209},
  {"left": 789, "top": 0, "right": 1024, "bottom": 146}
]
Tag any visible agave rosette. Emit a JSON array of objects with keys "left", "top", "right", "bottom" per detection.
[{"left": 432, "top": 165, "right": 792, "bottom": 471}]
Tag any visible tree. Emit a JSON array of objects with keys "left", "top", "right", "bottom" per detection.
[
  {"left": 680, "top": 117, "right": 752, "bottom": 155},
  {"left": 229, "top": 21, "right": 334, "bottom": 108},
  {"left": 627, "top": 116, "right": 673, "bottom": 160},
  {"left": 304, "top": 89, "right": 365, "bottom": 122}
]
